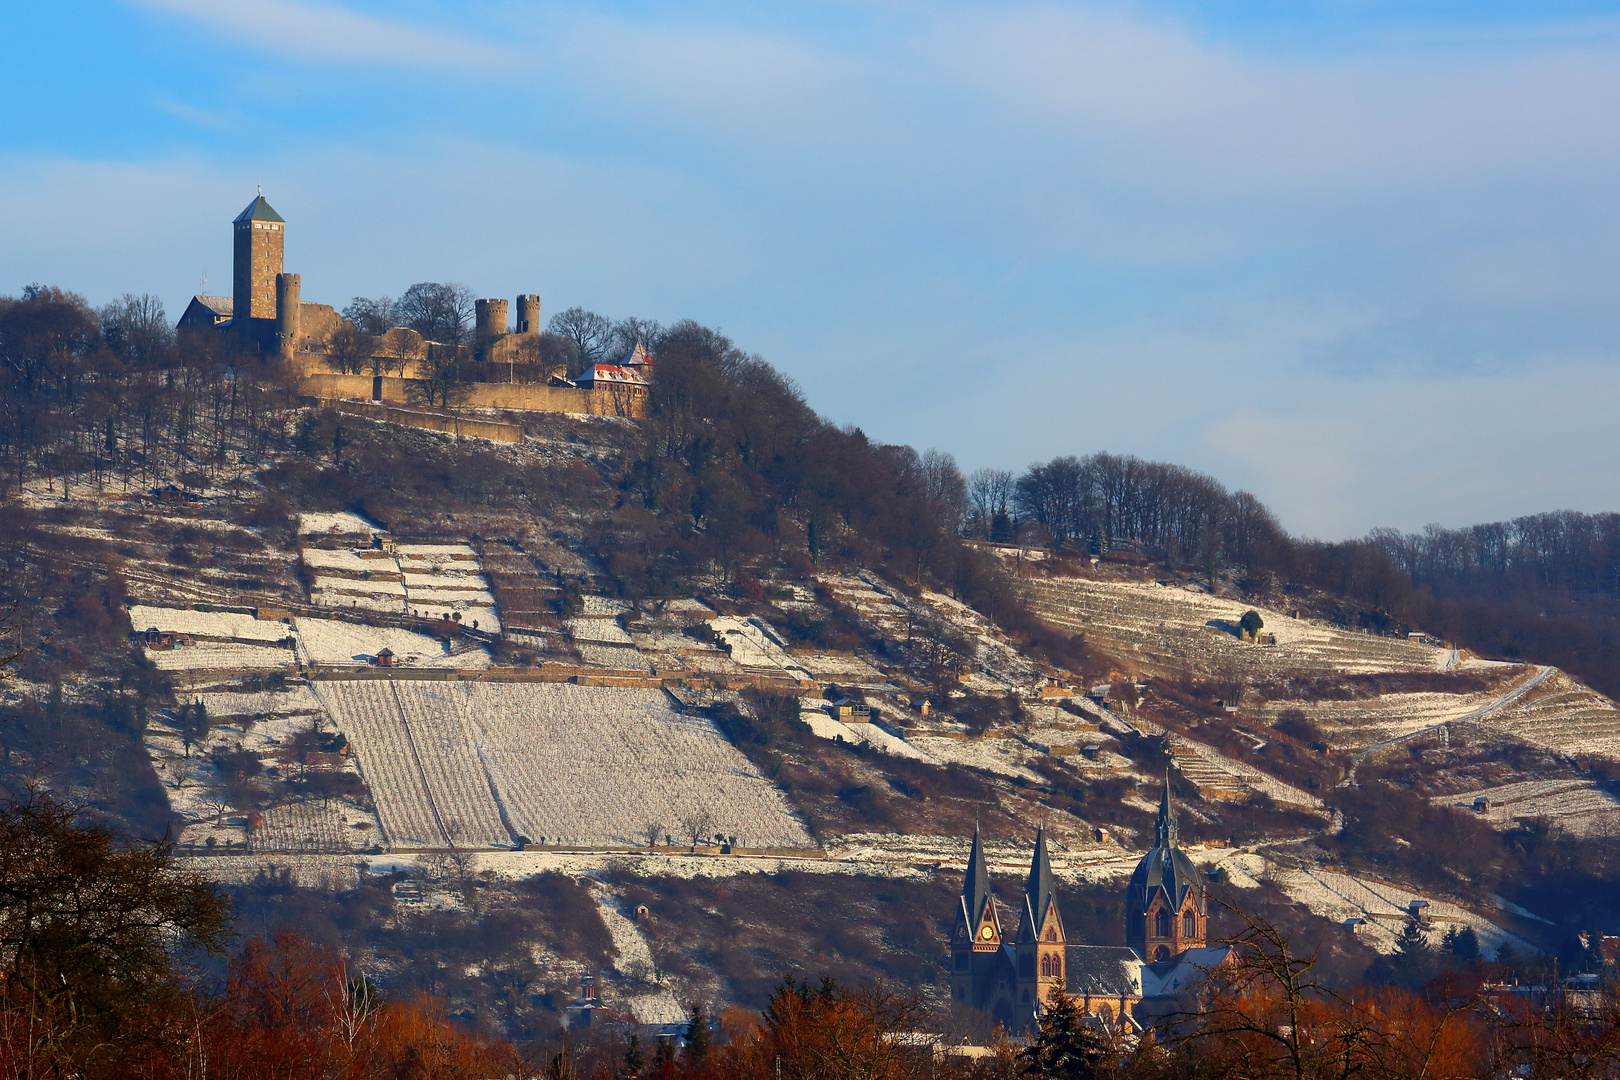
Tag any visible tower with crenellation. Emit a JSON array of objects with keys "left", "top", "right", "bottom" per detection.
[{"left": 232, "top": 191, "right": 284, "bottom": 335}]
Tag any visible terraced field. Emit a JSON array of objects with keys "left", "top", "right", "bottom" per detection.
[
  {"left": 314, "top": 680, "right": 814, "bottom": 851},
  {"left": 1482, "top": 671, "right": 1620, "bottom": 758},
  {"left": 1435, "top": 778, "right": 1620, "bottom": 837},
  {"left": 1019, "top": 577, "right": 1441, "bottom": 680},
  {"left": 1257, "top": 863, "right": 1534, "bottom": 959}
]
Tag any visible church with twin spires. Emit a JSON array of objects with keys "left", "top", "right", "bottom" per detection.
[{"left": 949, "top": 780, "right": 1231, "bottom": 1030}]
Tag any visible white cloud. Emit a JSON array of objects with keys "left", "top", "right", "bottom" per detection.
[
  {"left": 10, "top": 3, "right": 1620, "bottom": 537},
  {"left": 126, "top": 0, "right": 513, "bottom": 69}
]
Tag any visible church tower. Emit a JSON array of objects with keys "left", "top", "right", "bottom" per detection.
[
  {"left": 233, "top": 191, "right": 285, "bottom": 338},
  {"left": 1014, "top": 825, "right": 1067, "bottom": 1012},
  {"left": 1126, "top": 778, "right": 1207, "bottom": 963},
  {"left": 949, "top": 824, "right": 1006, "bottom": 1010}
]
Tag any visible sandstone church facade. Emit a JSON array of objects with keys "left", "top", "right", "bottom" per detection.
[{"left": 949, "top": 782, "right": 1231, "bottom": 1030}]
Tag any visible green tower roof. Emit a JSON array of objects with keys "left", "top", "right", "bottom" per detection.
[{"left": 233, "top": 193, "right": 285, "bottom": 224}]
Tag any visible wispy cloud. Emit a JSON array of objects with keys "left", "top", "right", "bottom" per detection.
[
  {"left": 10, "top": 1, "right": 1620, "bottom": 535},
  {"left": 126, "top": 0, "right": 513, "bottom": 69}
]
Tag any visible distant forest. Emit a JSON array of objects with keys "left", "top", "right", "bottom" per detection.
[
  {"left": 0, "top": 283, "right": 1616, "bottom": 698},
  {"left": 980, "top": 450, "right": 1620, "bottom": 699}
]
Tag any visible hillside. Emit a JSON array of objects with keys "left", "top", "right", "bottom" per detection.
[{"left": 1, "top": 295, "right": 1618, "bottom": 1039}]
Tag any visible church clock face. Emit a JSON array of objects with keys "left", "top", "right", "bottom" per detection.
[{"left": 979, "top": 925, "right": 994, "bottom": 940}]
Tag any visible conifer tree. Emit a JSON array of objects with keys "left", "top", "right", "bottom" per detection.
[
  {"left": 1018, "top": 988, "right": 1105, "bottom": 1079},
  {"left": 683, "top": 1001, "right": 710, "bottom": 1070}
]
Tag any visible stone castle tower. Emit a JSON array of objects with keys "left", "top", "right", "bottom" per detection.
[
  {"left": 176, "top": 192, "right": 341, "bottom": 356},
  {"left": 232, "top": 192, "right": 284, "bottom": 328}
]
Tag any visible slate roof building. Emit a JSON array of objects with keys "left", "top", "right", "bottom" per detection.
[
  {"left": 947, "top": 779, "right": 1231, "bottom": 1031},
  {"left": 577, "top": 339, "right": 654, "bottom": 390}
]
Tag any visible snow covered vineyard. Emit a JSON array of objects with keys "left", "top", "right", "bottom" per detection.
[
  {"left": 297, "top": 512, "right": 501, "bottom": 632},
  {"left": 312, "top": 679, "right": 815, "bottom": 852},
  {"left": 1255, "top": 666, "right": 1620, "bottom": 762},
  {"left": 1434, "top": 779, "right": 1620, "bottom": 838},
  {"left": 1018, "top": 577, "right": 1443, "bottom": 680}
]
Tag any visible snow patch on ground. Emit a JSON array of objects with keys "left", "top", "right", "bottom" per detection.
[
  {"left": 293, "top": 618, "right": 491, "bottom": 668},
  {"left": 799, "top": 707, "right": 939, "bottom": 762},
  {"left": 151, "top": 642, "right": 296, "bottom": 671},
  {"left": 129, "top": 605, "right": 289, "bottom": 643},
  {"left": 298, "top": 511, "right": 381, "bottom": 537}
]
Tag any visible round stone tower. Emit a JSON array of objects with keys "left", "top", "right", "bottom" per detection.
[
  {"left": 475, "top": 298, "right": 509, "bottom": 349},
  {"left": 275, "top": 273, "right": 302, "bottom": 359},
  {"left": 515, "top": 294, "right": 541, "bottom": 334}
]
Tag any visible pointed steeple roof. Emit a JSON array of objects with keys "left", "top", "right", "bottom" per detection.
[
  {"left": 1154, "top": 773, "right": 1179, "bottom": 849},
  {"left": 234, "top": 192, "right": 284, "bottom": 224},
  {"left": 1017, "top": 825, "right": 1062, "bottom": 943},
  {"left": 1128, "top": 772, "right": 1204, "bottom": 951},
  {"left": 961, "top": 823, "right": 993, "bottom": 931}
]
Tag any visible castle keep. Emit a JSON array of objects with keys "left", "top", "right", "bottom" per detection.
[
  {"left": 177, "top": 193, "right": 649, "bottom": 419},
  {"left": 950, "top": 781, "right": 1230, "bottom": 1031},
  {"left": 179, "top": 192, "right": 342, "bottom": 357}
]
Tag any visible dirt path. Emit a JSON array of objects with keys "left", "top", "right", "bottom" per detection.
[{"left": 1342, "top": 665, "right": 1554, "bottom": 784}]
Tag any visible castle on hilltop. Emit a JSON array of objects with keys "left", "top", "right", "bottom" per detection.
[
  {"left": 950, "top": 781, "right": 1231, "bottom": 1030},
  {"left": 178, "top": 192, "right": 649, "bottom": 418},
  {"left": 177, "top": 192, "right": 344, "bottom": 357}
]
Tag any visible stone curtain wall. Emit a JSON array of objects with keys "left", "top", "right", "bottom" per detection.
[
  {"left": 299, "top": 373, "right": 646, "bottom": 418},
  {"left": 328, "top": 401, "right": 525, "bottom": 443}
]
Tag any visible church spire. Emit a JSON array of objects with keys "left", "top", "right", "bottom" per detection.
[
  {"left": 963, "top": 822, "right": 993, "bottom": 928},
  {"left": 1017, "top": 824, "right": 1061, "bottom": 943},
  {"left": 1154, "top": 773, "right": 1179, "bottom": 850}
]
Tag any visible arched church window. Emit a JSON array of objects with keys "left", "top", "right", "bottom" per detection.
[
  {"left": 1155, "top": 908, "right": 1171, "bottom": 937},
  {"left": 1045, "top": 927, "right": 1057, "bottom": 942},
  {"left": 1183, "top": 911, "right": 1196, "bottom": 939}
]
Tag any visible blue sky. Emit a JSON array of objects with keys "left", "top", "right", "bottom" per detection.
[{"left": 4, "top": 1, "right": 1619, "bottom": 538}]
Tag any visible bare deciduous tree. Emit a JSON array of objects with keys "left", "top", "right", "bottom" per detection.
[
  {"left": 397, "top": 282, "right": 475, "bottom": 346},
  {"left": 342, "top": 295, "right": 399, "bottom": 336},
  {"left": 547, "top": 307, "right": 615, "bottom": 367},
  {"left": 325, "top": 324, "right": 376, "bottom": 375},
  {"left": 967, "top": 467, "right": 1016, "bottom": 539},
  {"left": 679, "top": 808, "right": 714, "bottom": 849}
]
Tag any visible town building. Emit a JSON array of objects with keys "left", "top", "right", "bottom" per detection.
[{"left": 948, "top": 780, "right": 1231, "bottom": 1030}]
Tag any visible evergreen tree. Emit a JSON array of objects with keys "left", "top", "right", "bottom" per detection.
[
  {"left": 1443, "top": 924, "right": 1480, "bottom": 963},
  {"left": 1018, "top": 988, "right": 1105, "bottom": 1079},
  {"left": 622, "top": 1033, "right": 643, "bottom": 1078},
  {"left": 683, "top": 1002, "right": 710, "bottom": 1070},
  {"left": 653, "top": 1036, "right": 675, "bottom": 1075},
  {"left": 1369, "top": 916, "right": 1438, "bottom": 988},
  {"left": 179, "top": 701, "right": 210, "bottom": 757}
]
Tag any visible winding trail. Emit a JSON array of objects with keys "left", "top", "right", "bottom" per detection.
[{"left": 1341, "top": 665, "right": 1554, "bottom": 785}]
